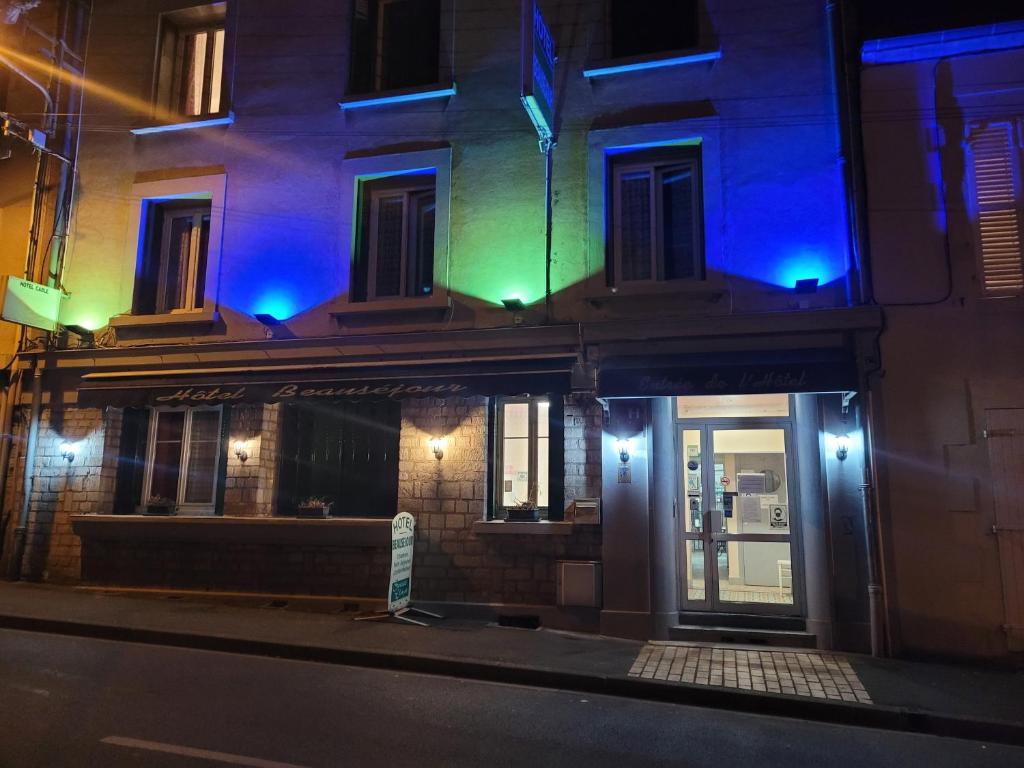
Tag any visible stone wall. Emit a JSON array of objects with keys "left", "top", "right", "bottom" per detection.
[
  {"left": 400, "top": 396, "right": 604, "bottom": 606},
  {"left": 0, "top": 406, "right": 116, "bottom": 582},
  {"left": 223, "top": 403, "right": 280, "bottom": 517}
]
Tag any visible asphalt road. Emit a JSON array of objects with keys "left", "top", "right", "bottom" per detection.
[{"left": 0, "top": 628, "right": 1019, "bottom": 768}]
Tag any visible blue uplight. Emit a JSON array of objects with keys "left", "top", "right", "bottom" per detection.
[
  {"left": 583, "top": 50, "right": 721, "bottom": 78},
  {"left": 131, "top": 113, "right": 235, "bottom": 135},
  {"left": 861, "top": 21, "right": 1024, "bottom": 64},
  {"left": 338, "top": 85, "right": 457, "bottom": 110}
]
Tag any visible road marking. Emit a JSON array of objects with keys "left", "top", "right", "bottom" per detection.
[{"left": 101, "top": 736, "right": 310, "bottom": 768}]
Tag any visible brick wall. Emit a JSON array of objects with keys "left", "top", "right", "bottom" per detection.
[
  {"left": 401, "top": 396, "right": 603, "bottom": 606},
  {"left": 0, "top": 406, "right": 116, "bottom": 582},
  {"left": 223, "top": 404, "right": 280, "bottom": 517}
]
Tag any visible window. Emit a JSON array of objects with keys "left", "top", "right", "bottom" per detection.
[
  {"left": 608, "top": 0, "right": 698, "bottom": 60},
  {"left": 610, "top": 147, "right": 703, "bottom": 285},
  {"left": 494, "top": 397, "right": 550, "bottom": 517},
  {"left": 156, "top": 3, "right": 227, "bottom": 119},
  {"left": 349, "top": 0, "right": 441, "bottom": 94},
  {"left": 966, "top": 121, "right": 1024, "bottom": 297},
  {"left": 276, "top": 401, "right": 401, "bottom": 517},
  {"left": 355, "top": 174, "right": 436, "bottom": 301},
  {"left": 133, "top": 201, "right": 211, "bottom": 315},
  {"left": 114, "top": 407, "right": 225, "bottom": 515}
]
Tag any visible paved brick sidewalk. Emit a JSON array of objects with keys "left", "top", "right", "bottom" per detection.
[{"left": 629, "top": 643, "right": 872, "bottom": 704}]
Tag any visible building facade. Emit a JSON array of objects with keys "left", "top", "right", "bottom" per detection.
[
  {"left": 861, "top": 22, "right": 1024, "bottom": 660},
  {"left": 0, "top": 0, "right": 882, "bottom": 650}
]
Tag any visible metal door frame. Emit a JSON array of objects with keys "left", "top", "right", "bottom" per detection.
[{"left": 675, "top": 411, "right": 806, "bottom": 616}]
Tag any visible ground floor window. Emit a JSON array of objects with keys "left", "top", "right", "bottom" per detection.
[
  {"left": 491, "top": 396, "right": 564, "bottom": 520},
  {"left": 276, "top": 400, "right": 401, "bottom": 517},
  {"left": 114, "top": 406, "right": 226, "bottom": 515}
]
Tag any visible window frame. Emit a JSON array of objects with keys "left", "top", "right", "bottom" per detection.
[
  {"left": 365, "top": 180, "right": 436, "bottom": 301},
  {"left": 610, "top": 147, "right": 705, "bottom": 286},
  {"left": 154, "top": 3, "right": 229, "bottom": 122},
  {"left": 150, "top": 203, "right": 211, "bottom": 315},
  {"left": 140, "top": 405, "right": 224, "bottom": 516},
  {"left": 492, "top": 396, "right": 552, "bottom": 519}
]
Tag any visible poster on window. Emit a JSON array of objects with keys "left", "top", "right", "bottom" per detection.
[{"left": 388, "top": 512, "right": 416, "bottom": 613}]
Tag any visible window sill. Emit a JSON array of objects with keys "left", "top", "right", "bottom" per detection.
[
  {"left": 586, "top": 279, "right": 725, "bottom": 306},
  {"left": 330, "top": 295, "right": 451, "bottom": 324},
  {"left": 70, "top": 514, "right": 391, "bottom": 547},
  {"left": 338, "top": 83, "right": 456, "bottom": 110},
  {"left": 583, "top": 49, "right": 721, "bottom": 78},
  {"left": 108, "top": 308, "right": 220, "bottom": 330},
  {"left": 472, "top": 520, "right": 575, "bottom": 536},
  {"left": 131, "top": 112, "right": 235, "bottom": 136}
]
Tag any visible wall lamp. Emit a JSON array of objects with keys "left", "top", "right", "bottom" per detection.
[
  {"left": 615, "top": 438, "right": 633, "bottom": 463},
  {"left": 233, "top": 439, "right": 250, "bottom": 463},
  {"left": 835, "top": 434, "right": 850, "bottom": 461},
  {"left": 59, "top": 441, "right": 79, "bottom": 463},
  {"left": 429, "top": 437, "right": 446, "bottom": 460}
]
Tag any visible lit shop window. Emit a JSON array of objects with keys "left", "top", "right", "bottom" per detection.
[
  {"left": 610, "top": 146, "right": 704, "bottom": 285},
  {"left": 495, "top": 397, "right": 549, "bottom": 516},
  {"left": 354, "top": 174, "right": 436, "bottom": 301},
  {"left": 133, "top": 201, "right": 211, "bottom": 315},
  {"left": 349, "top": 0, "right": 441, "bottom": 93},
  {"left": 156, "top": 3, "right": 227, "bottom": 119}
]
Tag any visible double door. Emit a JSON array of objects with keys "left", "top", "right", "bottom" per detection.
[{"left": 678, "top": 423, "right": 800, "bottom": 614}]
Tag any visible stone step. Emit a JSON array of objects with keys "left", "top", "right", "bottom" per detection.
[
  {"left": 668, "top": 624, "right": 818, "bottom": 648},
  {"left": 678, "top": 611, "right": 806, "bottom": 631}
]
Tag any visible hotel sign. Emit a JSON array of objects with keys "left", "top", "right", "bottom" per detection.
[
  {"left": 77, "top": 366, "right": 574, "bottom": 407},
  {"left": 521, "top": 0, "right": 555, "bottom": 141},
  {"left": 1, "top": 276, "right": 63, "bottom": 331},
  {"left": 388, "top": 512, "right": 416, "bottom": 613}
]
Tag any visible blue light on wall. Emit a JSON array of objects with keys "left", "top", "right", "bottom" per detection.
[
  {"left": 774, "top": 250, "right": 845, "bottom": 290},
  {"left": 130, "top": 113, "right": 235, "bottom": 135},
  {"left": 583, "top": 50, "right": 721, "bottom": 78},
  {"left": 338, "top": 85, "right": 457, "bottom": 110},
  {"left": 251, "top": 291, "right": 300, "bottom": 322}
]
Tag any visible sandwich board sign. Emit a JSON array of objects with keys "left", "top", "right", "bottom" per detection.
[
  {"left": 355, "top": 512, "right": 442, "bottom": 627},
  {"left": 388, "top": 511, "right": 415, "bottom": 612}
]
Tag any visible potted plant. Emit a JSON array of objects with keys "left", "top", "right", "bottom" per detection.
[
  {"left": 506, "top": 490, "right": 540, "bottom": 523},
  {"left": 296, "top": 496, "right": 333, "bottom": 519},
  {"left": 143, "top": 495, "right": 177, "bottom": 516}
]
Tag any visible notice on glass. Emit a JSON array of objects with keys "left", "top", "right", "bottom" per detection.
[{"left": 739, "top": 495, "right": 762, "bottom": 524}]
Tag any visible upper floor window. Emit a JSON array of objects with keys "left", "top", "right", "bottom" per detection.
[
  {"left": 966, "top": 121, "right": 1024, "bottom": 297},
  {"left": 610, "top": 146, "right": 704, "bottom": 285},
  {"left": 156, "top": 3, "right": 227, "bottom": 119},
  {"left": 354, "top": 173, "right": 436, "bottom": 301},
  {"left": 609, "top": 0, "right": 698, "bottom": 60},
  {"left": 349, "top": 0, "right": 441, "bottom": 94},
  {"left": 133, "top": 200, "right": 211, "bottom": 315}
]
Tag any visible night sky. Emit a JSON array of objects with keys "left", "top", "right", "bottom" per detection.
[{"left": 855, "top": 0, "right": 1024, "bottom": 40}]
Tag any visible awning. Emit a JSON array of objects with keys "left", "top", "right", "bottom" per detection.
[
  {"left": 598, "top": 348, "right": 858, "bottom": 397},
  {"left": 77, "top": 356, "right": 576, "bottom": 408}
]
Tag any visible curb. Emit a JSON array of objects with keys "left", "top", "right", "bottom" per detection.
[{"left": 2, "top": 613, "right": 1022, "bottom": 747}]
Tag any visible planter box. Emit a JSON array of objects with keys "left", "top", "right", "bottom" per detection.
[
  {"left": 143, "top": 505, "right": 176, "bottom": 516},
  {"left": 296, "top": 503, "right": 333, "bottom": 519},
  {"left": 506, "top": 507, "right": 541, "bottom": 523}
]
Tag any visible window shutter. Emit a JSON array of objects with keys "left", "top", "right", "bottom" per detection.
[
  {"left": 662, "top": 166, "right": 697, "bottom": 280},
  {"left": 374, "top": 196, "right": 405, "bottom": 297},
  {"left": 968, "top": 122, "right": 1024, "bottom": 296},
  {"left": 113, "top": 408, "right": 150, "bottom": 515},
  {"left": 619, "top": 171, "right": 653, "bottom": 281}
]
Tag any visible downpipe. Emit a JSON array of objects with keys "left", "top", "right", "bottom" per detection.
[{"left": 8, "top": 363, "right": 42, "bottom": 581}]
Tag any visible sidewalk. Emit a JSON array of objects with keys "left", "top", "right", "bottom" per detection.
[{"left": 0, "top": 582, "right": 1021, "bottom": 745}]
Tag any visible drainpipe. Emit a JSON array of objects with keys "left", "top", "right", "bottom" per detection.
[
  {"left": 858, "top": 357, "right": 887, "bottom": 657},
  {"left": 542, "top": 137, "right": 555, "bottom": 323},
  {"left": 8, "top": 362, "right": 41, "bottom": 581}
]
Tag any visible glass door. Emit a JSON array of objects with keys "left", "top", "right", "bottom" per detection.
[{"left": 678, "top": 424, "right": 799, "bottom": 614}]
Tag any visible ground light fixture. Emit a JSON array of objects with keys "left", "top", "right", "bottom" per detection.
[
  {"left": 794, "top": 278, "right": 820, "bottom": 294},
  {"left": 501, "top": 297, "right": 525, "bottom": 312},
  {"left": 233, "top": 439, "right": 250, "bottom": 463},
  {"left": 429, "top": 437, "right": 446, "bottom": 460}
]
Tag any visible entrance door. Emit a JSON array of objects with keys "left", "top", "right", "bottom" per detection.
[{"left": 679, "top": 424, "right": 800, "bottom": 614}]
